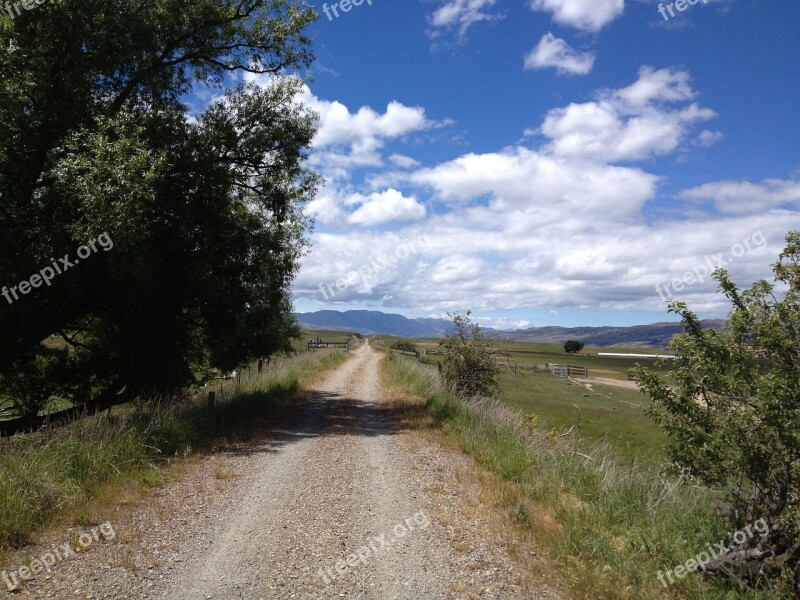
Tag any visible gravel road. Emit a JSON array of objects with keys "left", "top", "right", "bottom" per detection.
[{"left": 3, "top": 343, "right": 562, "bottom": 599}]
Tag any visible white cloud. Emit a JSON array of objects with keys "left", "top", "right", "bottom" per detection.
[
  {"left": 476, "top": 317, "right": 534, "bottom": 330},
  {"left": 529, "top": 0, "right": 625, "bottom": 32},
  {"left": 305, "top": 193, "right": 344, "bottom": 227},
  {"left": 539, "top": 66, "right": 716, "bottom": 161},
  {"left": 242, "top": 75, "right": 443, "bottom": 178},
  {"left": 695, "top": 130, "right": 724, "bottom": 147},
  {"left": 304, "top": 184, "right": 426, "bottom": 227},
  {"left": 295, "top": 87, "right": 445, "bottom": 179},
  {"left": 292, "top": 68, "right": 793, "bottom": 319},
  {"left": 409, "top": 147, "right": 657, "bottom": 218},
  {"left": 429, "top": 254, "right": 489, "bottom": 286},
  {"left": 297, "top": 204, "right": 789, "bottom": 316},
  {"left": 524, "top": 33, "right": 596, "bottom": 76},
  {"left": 680, "top": 178, "right": 800, "bottom": 215},
  {"left": 389, "top": 153, "right": 422, "bottom": 169},
  {"left": 429, "top": 0, "right": 501, "bottom": 39},
  {"left": 615, "top": 65, "right": 696, "bottom": 107},
  {"left": 347, "top": 189, "right": 426, "bottom": 226},
  {"left": 309, "top": 98, "right": 429, "bottom": 148}
]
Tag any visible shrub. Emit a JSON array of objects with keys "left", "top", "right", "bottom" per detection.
[
  {"left": 636, "top": 231, "right": 800, "bottom": 594},
  {"left": 439, "top": 311, "right": 499, "bottom": 398}
]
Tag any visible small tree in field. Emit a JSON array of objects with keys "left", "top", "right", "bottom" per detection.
[
  {"left": 564, "top": 340, "right": 585, "bottom": 354},
  {"left": 636, "top": 231, "right": 800, "bottom": 593},
  {"left": 439, "top": 312, "right": 499, "bottom": 398}
]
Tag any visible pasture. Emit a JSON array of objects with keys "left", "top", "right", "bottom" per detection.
[{"left": 377, "top": 336, "right": 675, "bottom": 467}]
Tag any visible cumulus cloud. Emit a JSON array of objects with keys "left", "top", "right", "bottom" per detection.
[
  {"left": 615, "top": 65, "right": 696, "bottom": 107},
  {"left": 389, "top": 153, "right": 422, "bottom": 169},
  {"left": 305, "top": 185, "right": 426, "bottom": 227},
  {"left": 242, "top": 74, "right": 445, "bottom": 179},
  {"left": 347, "top": 189, "right": 426, "bottom": 226},
  {"left": 304, "top": 92, "right": 441, "bottom": 176},
  {"left": 680, "top": 178, "right": 800, "bottom": 215},
  {"left": 529, "top": 0, "right": 625, "bottom": 32},
  {"left": 428, "top": 0, "right": 501, "bottom": 40},
  {"left": 524, "top": 33, "right": 596, "bottom": 76},
  {"left": 409, "top": 147, "right": 657, "bottom": 218},
  {"left": 305, "top": 186, "right": 347, "bottom": 227},
  {"left": 293, "top": 67, "right": 791, "bottom": 318},
  {"left": 539, "top": 66, "right": 716, "bottom": 161}
]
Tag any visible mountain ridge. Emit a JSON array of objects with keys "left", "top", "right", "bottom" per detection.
[{"left": 296, "top": 310, "right": 724, "bottom": 348}]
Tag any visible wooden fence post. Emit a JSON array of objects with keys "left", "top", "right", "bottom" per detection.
[{"left": 208, "top": 391, "right": 216, "bottom": 410}]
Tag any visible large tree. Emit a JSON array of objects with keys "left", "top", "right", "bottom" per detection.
[{"left": 0, "top": 0, "right": 319, "bottom": 430}]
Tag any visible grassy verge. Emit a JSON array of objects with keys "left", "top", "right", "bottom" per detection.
[
  {"left": 0, "top": 348, "right": 347, "bottom": 552},
  {"left": 381, "top": 352, "right": 779, "bottom": 600}
]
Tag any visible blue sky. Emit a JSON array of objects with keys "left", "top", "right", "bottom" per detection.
[{"left": 253, "top": 0, "right": 799, "bottom": 329}]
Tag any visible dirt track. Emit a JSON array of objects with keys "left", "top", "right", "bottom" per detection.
[{"left": 3, "top": 343, "right": 562, "bottom": 599}]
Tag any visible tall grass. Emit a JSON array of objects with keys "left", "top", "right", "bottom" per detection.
[
  {"left": 0, "top": 348, "right": 347, "bottom": 551},
  {"left": 382, "top": 353, "right": 782, "bottom": 600}
]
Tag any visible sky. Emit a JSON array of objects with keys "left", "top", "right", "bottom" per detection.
[{"left": 233, "top": 0, "right": 798, "bottom": 329}]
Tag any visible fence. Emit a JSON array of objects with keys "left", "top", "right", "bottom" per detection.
[
  {"left": 307, "top": 337, "right": 352, "bottom": 353},
  {"left": 549, "top": 364, "right": 588, "bottom": 378},
  {"left": 391, "top": 346, "right": 420, "bottom": 360}
]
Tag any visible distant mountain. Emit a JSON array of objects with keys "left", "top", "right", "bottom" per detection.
[
  {"left": 296, "top": 310, "right": 453, "bottom": 338},
  {"left": 295, "top": 310, "right": 724, "bottom": 348},
  {"left": 498, "top": 321, "right": 725, "bottom": 348}
]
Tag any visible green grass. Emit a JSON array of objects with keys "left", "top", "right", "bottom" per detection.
[
  {"left": 381, "top": 352, "right": 785, "bottom": 600},
  {"left": 498, "top": 371, "right": 668, "bottom": 466},
  {"left": 374, "top": 335, "right": 674, "bottom": 377},
  {"left": 0, "top": 347, "right": 347, "bottom": 551},
  {"left": 375, "top": 336, "right": 673, "bottom": 465}
]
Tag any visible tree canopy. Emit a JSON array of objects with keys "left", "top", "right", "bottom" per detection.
[
  {"left": 564, "top": 340, "right": 584, "bottom": 354},
  {"left": 0, "top": 0, "right": 319, "bottom": 429}
]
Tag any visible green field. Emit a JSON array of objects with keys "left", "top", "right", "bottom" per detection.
[{"left": 375, "top": 335, "right": 675, "bottom": 467}]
